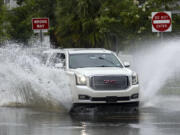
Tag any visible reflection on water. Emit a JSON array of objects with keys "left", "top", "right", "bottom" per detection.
[
  {"left": 1, "top": 41, "right": 180, "bottom": 135},
  {"left": 1, "top": 105, "right": 180, "bottom": 135},
  {"left": 0, "top": 107, "right": 140, "bottom": 135}
]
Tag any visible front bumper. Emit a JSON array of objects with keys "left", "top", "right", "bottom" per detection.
[{"left": 71, "top": 84, "right": 140, "bottom": 104}]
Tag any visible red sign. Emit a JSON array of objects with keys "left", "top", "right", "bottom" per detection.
[
  {"left": 152, "top": 12, "right": 172, "bottom": 32},
  {"left": 32, "top": 18, "right": 49, "bottom": 30}
]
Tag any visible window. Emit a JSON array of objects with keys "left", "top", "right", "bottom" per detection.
[
  {"left": 69, "top": 53, "right": 123, "bottom": 69},
  {"left": 48, "top": 53, "right": 66, "bottom": 67},
  {"left": 54, "top": 53, "right": 65, "bottom": 64}
]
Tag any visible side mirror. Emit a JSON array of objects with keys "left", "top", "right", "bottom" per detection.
[
  {"left": 55, "top": 63, "right": 64, "bottom": 68},
  {"left": 124, "top": 61, "right": 130, "bottom": 68}
]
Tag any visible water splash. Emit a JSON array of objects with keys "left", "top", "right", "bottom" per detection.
[
  {"left": 1, "top": 40, "right": 180, "bottom": 112},
  {"left": 0, "top": 43, "right": 72, "bottom": 111},
  {"left": 132, "top": 39, "right": 180, "bottom": 107}
]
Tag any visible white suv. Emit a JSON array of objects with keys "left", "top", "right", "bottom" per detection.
[{"left": 43, "top": 48, "right": 139, "bottom": 112}]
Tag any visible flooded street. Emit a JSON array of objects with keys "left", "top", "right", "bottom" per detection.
[
  {"left": 0, "top": 42, "right": 180, "bottom": 135},
  {"left": 1, "top": 0, "right": 180, "bottom": 134},
  {"left": 1, "top": 102, "right": 180, "bottom": 135}
]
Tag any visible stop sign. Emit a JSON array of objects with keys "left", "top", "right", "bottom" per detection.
[{"left": 152, "top": 12, "right": 172, "bottom": 32}]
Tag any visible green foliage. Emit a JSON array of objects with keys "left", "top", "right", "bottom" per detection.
[
  {"left": 1, "top": 0, "right": 180, "bottom": 49},
  {"left": 8, "top": 0, "right": 56, "bottom": 43},
  {"left": 16, "top": 0, "right": 25, "bottom": 5},
  {"left": 8, "top": 6, "right": 33, "bottom": 43},
  {"left": 54, "top": 0, "right": 180, "bottom": 49},
  {"left": 0, "top": 0, "right": 10, "bottom": 43},
  {"left": 55, "top": 0, "right": 139, "bottom": 49}
]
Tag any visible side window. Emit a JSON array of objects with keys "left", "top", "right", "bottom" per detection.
[
  {"left": 54, "top": 53, "right": 65, "bottom": 64},
  {"left": 48, "top": 53, "right": 66, "bottom": 67}
]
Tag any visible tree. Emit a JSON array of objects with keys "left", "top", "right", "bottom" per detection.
[
  {"left": 55, "top": 0, "right": 129, "bottom": 49},
  {"left": 55, "top": 0, "right": 180, "bottom": 49},
  {"left": 133, "top": 0, "right": 180, "bottom": 39},
  {"left": 0, "top": 0, "right": 10, "bottom": 43},
  {"left": 4, "top": 0, "right": 180, "bottom": 49},
  {"left": 8, "top": 0, "right": 57, "bottom": 44}
]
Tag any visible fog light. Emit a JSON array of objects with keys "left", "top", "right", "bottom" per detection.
[
  {"left": 131, "top": 93, "right": 139, "bottom": 99},
  {"left": 79, "top": 95, "right": 90, "bottom": 100}
]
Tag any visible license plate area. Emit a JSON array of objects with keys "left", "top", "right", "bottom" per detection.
[{"left": 106, "top": 96, "right": 118, "bottom": 103}]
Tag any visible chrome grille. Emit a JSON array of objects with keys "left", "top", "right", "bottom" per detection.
[{"left": 90, "top": 76, "right": 129, "bottom": 90}]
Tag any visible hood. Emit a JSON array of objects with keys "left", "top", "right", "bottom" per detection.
[{"left": 71, "top": 67, "right": 133, "bottom": 76}]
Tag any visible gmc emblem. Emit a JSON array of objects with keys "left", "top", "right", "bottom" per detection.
[{"left": 104, "top": 80, "right": 116, "bottom": 84}]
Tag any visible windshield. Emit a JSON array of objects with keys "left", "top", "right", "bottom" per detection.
[{"left": 69, "top": 53, "right": 123, "bottom": 69}]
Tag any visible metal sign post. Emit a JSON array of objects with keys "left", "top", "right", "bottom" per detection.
[
  {"left": 40, "top": 30, "right": 43, "bottom": 46},
  {"left": 160, "top": 32, "right": 163, "bottom": 41}
]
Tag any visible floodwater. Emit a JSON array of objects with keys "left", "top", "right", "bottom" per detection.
[
  {"left": 1, "top": 40, "right": 180, "bottom": 135},
  {"left": 1, "top": 101, "right": 180, "bottom": 135}
]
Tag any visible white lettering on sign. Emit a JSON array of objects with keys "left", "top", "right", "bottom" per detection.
[
  {"left": 156, "top": 24, "right": 168, "bottom": 28},
  {"left": 34, "top": 20, "right": 47, "bottom": 23},
  {"left": 37, "top": 24, "right": 45, "bottom": 28},
  {"left": 161, "top": 16, "right": 168, "bottom": 19},
  {"left": 32, "top": 18, "right": 49, "bottom": 30},
  {"left": 155, "top": 16, "right": 160, "bottom": 20}
]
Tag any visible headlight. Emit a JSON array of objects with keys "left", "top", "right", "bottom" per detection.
[
  {"left": 132, "top": 72, "right": 138, "bottom": 85},
  {"left": 76, "top": 74, "right": 87, "bottom": 85}
]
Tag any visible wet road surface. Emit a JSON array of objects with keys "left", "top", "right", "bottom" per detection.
[{"left": 1, "top": 106, "right": 180, "bottom": 135}]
